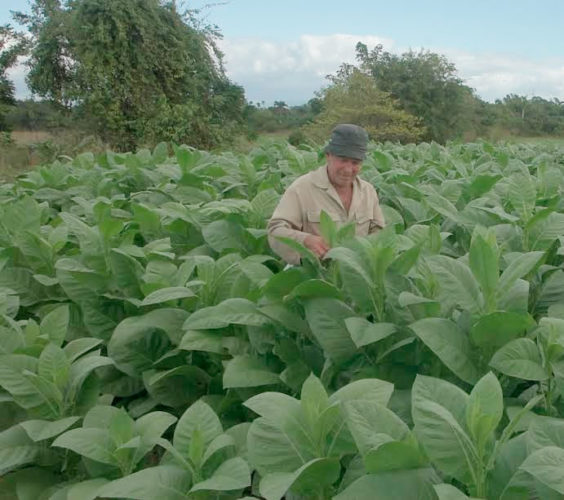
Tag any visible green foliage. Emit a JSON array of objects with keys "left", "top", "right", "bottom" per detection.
[
  {"left": 355, "top": 43, "right": 480, "bottom": 143},
  {"left": 0, "top": 24, "right": 28, "bottom": 131},
  {"left": 18, "top": 0, "right": 245, "bottom": 150},
  {"left": 303, "top": 69, "right": 424, "bottom": 143},
  {"left": 245, "top": 98, "right": 322, "bottom": 139},
  {"left": 491, "top": 94, "right": 564, "bottom": 137},
  {"left": 2, "top": 140, "right": 564, "bottom": 497}
]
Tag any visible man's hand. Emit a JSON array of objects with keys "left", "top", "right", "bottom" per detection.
[{"left": 303, "top": 234, "right": 330, "bottom": 258}]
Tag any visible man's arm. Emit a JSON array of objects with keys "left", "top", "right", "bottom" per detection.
[
  {"left": 368, "top": 189, "right": 386, "bottom": 234},
  {"left": 267, "top": 187, "right": 312, "bottom": 264}
]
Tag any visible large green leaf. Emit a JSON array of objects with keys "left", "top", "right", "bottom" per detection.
[
  {"left": 98, "top": 465, "right": 190, "bottom": 500},
  {"left": 520, "top": 446, "right": 564, "bottom": 495},
  {"left": 344, "top": 317, "right": 397, "bottom": 348},
  {"left": 434, "top": 484, "right": 476, "bottom": 499},
  {"left": 178, "top": 329, "right": 227, "bottom": 354},
  {"left": 184, "top": 298, "right": 270, "bottom": 330},
  {"left": 334, "top": 467, "right": 440, "bottom": 500},
  {"left": 488, "top": 433, "right": 530, "bottom": 500},
  {"left": 326, "top": 246, "right": 375, "bottom": 313},
  {"left": 343, "top": 400, "right": 409, "bottom": 456},
  {"left": 202, "top": 219, "right": 245, "bottom": 252},
  {"left": 364, "top": 438, "right": 428, "bottom": 473},
  {"left": 65, "top": 478, "right": 110, "bottom": 500},
  {"left": 410, "top": 318, "right": 480, "bottom": 384},
  {"left": 244, "top": 392, "right": 301, "bottom": 423},
  {"left": 190, "top": 457, "right": 251, "bottom": 492},
  {"left": 304, "top": 298, "right": 357, "bottom": 365},
  {"left": 465, "top": 372, "right": 503, "bottom": 457},
  {"left": 498, "top": 251, "right": 544, "bottom": 298},
  {"left": 469, "top": 234, "right": 498, "bottom": 307},
  {"left": 470, "top": 312, "right": 535, "bottom": 348},
  {"left": 398, "top": 292, "right": 441, "bottom": 319},
  {"left": 108, "top": 309, "right": 188, "bottom": 377},
  {"left": 141, "top": 287, "right": 195, "bottom": 306},
  {"left": 411, "top": 375, "right": 468, "bottom": 429},
  {"left": 527, "top": 415, "right": 564, "bottom": 452},
  {"left": 506, "top": 172, "right": 536, "bottom": 219},
  {"left": 67, "top": 354, "right": 114, "bottom": 402},
  {"left": 530, "top": 213, "right": 564, "bottom": 248},
  {"left": 20, "top": 416, "right": 80, "bottom": 442},
  {"left": 55, "top": 258, "right": 106, "bottom": 303},
  {"left": 38, "top": 343, "right": 70, "bottom": 391},
  {"left": 223, "top": 355, "right": 280, "bottom": 388},
  {"left": 144, "top": 366, "right": 209, "bottom": 408},
  {"left": 0, "top": 355, "right": 49, "bottom": 411},
  {"left": 489, "top": 338, "right": 547, "bottom": 381},
  {"left": 245, "top": 391, "right": 318, "bottom": 475},
  {"left": 329, "top": 379, "right": 395, "bottom": 407},
  {"left": 247, "top": 417, "right": 315, "bottom": 475},
  {"left": 52, "top": 427, "right": 115, "bottom": 465},
  {"left": 413, "top": 399, "right": 478, "bottom": 483},
  {"left": 251, "top": 189, "right": 280, "bottom": 219},
  {"left": 426, "top": 255, "right": 483, "bottom": 314},
  {"left": 173, "top": 400, "right": 222, "bottom": 459},
  {"left": 40, "top": 305, "right": 69, "bottom": 346},
  {"left": 0, "top": 425, "right": 40, "bottom": 475},
  {"left": 64, "top": 338, "right": 103, "bottom": 363},
  {"left": 259, "top": 458, "right": 340, "bottom": 500},
  {"left": 4, "top": 467, "right": 61, "bottom": 500},
  {"left": 259, "top": 303, "right": 309, "bottom": 335},
  {"left": 134, "top": 411, "right": 177, "bottom": 442},
  {"left": 285, "top": 279, "right": 344, "bottom": 301},
  {"left": 109, "top": 249, "right": 144, "bottom": 298}
]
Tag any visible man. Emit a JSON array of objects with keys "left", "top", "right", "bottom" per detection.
[{"left": 267, "top": 123, "right": 385, "bottom": 265}]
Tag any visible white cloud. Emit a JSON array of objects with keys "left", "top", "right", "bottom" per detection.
[
  {"left": 445, "top": 50, "right": 564, "bottom": 101},
  {"left": 219, "top": 34, "right": 394, "bottom": 105},
  {"left": 7, "top": 60, "right": 31, "bottom": 100},
  {"left": 7, "top": 34, "right": 564, "bottom": 105},
  {"left": 219, "top": 35, "right": 564, "bottom": 105}
]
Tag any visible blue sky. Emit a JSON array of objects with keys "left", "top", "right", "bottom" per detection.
[
  {"left": 192, "top": 0, "right": 563, "bottom": 58},
  {"left": 3, "top": 0, "right": 564, "bottom": 104}
]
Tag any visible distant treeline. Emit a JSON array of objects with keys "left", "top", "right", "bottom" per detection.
[
  {"left": 241, "top": 93, "right": 564, "bottom": 144},
  {"left": 10, "top": 90, "right": 560, "bottom": 148},
  {"left": 243, "top": 43, "right": 564, "bottom": 144},
  {"left": 1, "top": 3, "right": 563, "bottom": 149}
]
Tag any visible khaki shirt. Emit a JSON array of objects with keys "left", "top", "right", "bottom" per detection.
[{"left": 267, "top": 165, "right": 385, "bottom": 264}]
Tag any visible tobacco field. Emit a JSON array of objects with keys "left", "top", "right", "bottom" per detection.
[{"left": 2, "top": 140, "right": 564, "bottom": 499}]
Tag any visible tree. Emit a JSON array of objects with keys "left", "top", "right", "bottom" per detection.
[
  {"left": 16, "top": 0, "right": 245, "bottom": 150},
  {"left": 272, "top": 101, "right": 289, "bottom": 114},
  {"left": 303, "top": 68, "right": 424, "bottom": 143},
  {"left": 0, "top": 24, "right": 28, "bottom": 132},
  {"left": 356, "top": 43, "right": 479, "bottom": 143},
  {"left": 494, "top": 94, "right": 564, "bottom": 136}
]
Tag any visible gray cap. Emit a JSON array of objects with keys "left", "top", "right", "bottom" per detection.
[{"left": 324, "top": 124, "right": 368, "bottom": 160}]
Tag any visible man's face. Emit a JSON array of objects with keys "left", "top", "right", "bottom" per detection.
[{"left": 326, "top": 153, "right": 362, "bottom": 189}]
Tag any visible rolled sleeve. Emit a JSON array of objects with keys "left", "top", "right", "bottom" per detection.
[{"left": 369, "top": 190, "right": 386, "bottom": 234}]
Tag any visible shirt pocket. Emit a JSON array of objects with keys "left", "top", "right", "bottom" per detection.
[
  {"left": 354, "top": 213, "right": 371, "bottom": 236},
  {"left": 306, "top": 210, "right": 344, "bottom": 235}
]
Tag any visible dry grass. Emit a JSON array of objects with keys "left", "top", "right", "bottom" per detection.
[
  {"left": 0, "top": 129, "right": 109, "bottom": 182},
  {"left": 11, "top": 130, "right": 54, "bottom": 145}
]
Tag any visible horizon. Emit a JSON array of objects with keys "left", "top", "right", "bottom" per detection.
[{"left": 2, "top": 0, "right": 563, "bottom": 106}]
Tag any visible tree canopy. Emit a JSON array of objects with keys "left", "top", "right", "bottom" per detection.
[
  {"left": 356, "top": 43, "right": 478, "bottom": 143},
  {"left": 0, "top": 24, "right": 27, "bottom": 132},
  {"left": 16, "top": 0, "right": 245, "bottom": 150},
  {"left": 303, "top": 68, "right": 424, "bottom": 144}
]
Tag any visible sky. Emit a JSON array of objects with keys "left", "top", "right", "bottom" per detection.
[{"left": 2, "top": 0, "right": 564, "bottom": 105}]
